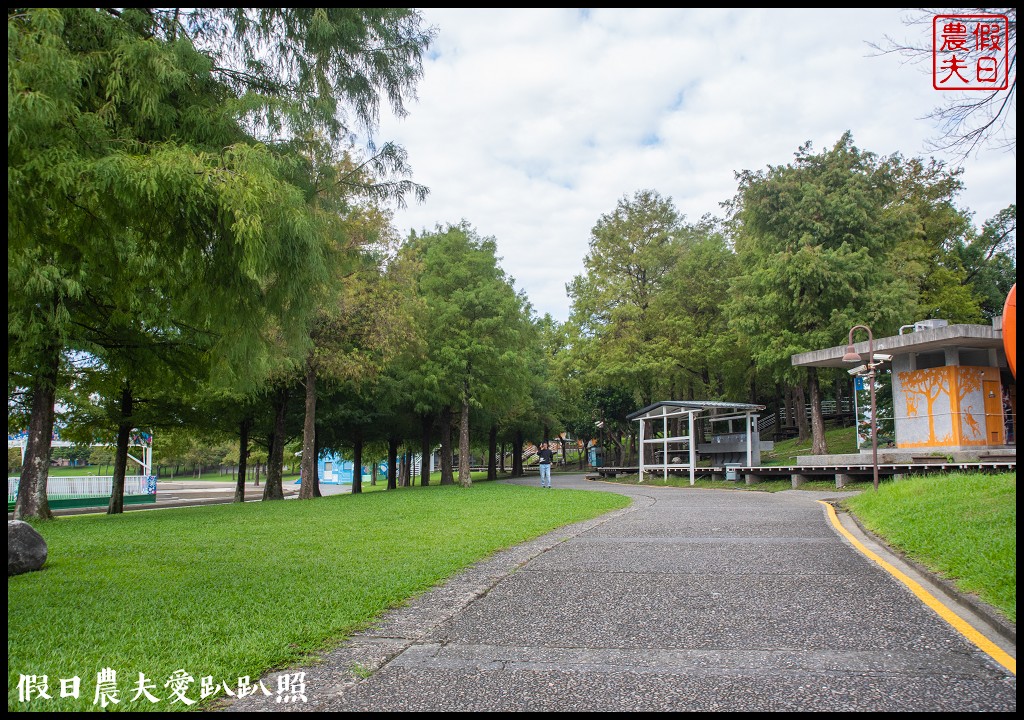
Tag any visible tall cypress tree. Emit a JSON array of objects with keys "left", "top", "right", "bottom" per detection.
[{"left": 8, "top": 9, "right": 435, "bottom": 518}]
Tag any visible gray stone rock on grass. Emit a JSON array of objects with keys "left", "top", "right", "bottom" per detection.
[{"left": 8, "top": 520, "right": 48, "bottom": 576}]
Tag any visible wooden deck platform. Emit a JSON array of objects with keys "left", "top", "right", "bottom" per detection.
[{"left": 587, "top": 460, "right": 1016, "bottom": 488}]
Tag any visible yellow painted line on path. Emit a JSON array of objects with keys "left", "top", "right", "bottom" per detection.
[{"left": 819, "top": 500, "right": 1015, "bottom": 675}]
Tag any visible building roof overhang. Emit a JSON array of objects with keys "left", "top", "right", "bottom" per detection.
[{"left": 791, "top": 323, "right": 1003, "bottom": 369}]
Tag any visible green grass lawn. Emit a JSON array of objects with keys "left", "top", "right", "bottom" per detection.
[
  {"left": 21, "top": 466, "right": 100, "bottom": 477},
  {"left": 842, "top": 471, "right": 1016, "bottom": 623},
  {"left": 8, "top": 481, "right": 629, "bottom": 712}
]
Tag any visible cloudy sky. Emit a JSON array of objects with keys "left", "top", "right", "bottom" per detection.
[{"left": 371, "top": 8, "right": 1016, "bottom": 323}]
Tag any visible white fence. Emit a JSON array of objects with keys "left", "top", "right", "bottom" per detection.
[{"left": 8, "top": 475, "right": 157, "bottom": 503}]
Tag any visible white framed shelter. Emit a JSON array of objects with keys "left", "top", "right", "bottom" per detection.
[{"left": 628, "top": 401, "right": 766, "bottom": 485}]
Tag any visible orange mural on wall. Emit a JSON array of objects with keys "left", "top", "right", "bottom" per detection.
[
  {"left": 899, "top": 367, "right": 953, "bottom": 447},
  {"left": 955, "top": 366, "right": 987, "bottom": 446},
  {"left": 897, "top": 366, "right": 1000, "bottom": 448}
]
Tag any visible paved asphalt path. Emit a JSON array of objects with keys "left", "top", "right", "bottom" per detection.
[{"left": 219, "top": 473, "right": 1016, "bottom": 712}]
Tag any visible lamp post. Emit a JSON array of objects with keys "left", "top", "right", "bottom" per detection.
[{"left": 842, "top": 325, "right": 879, "bottom": 492}]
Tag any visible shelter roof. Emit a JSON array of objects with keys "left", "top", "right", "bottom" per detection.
[{"left": 627, "top": 400, "right": 765, "bottom": 421}]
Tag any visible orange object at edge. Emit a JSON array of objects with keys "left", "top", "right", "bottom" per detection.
[{"left": 1004, "top": 284, "right": 1016, "bottom": 378}]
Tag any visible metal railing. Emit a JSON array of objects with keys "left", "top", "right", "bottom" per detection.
[{"left": 757, "top": 399, "right": 856, "bottom": 433}]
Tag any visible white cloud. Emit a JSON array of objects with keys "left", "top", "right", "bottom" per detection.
[{"left": 372, "top": 8, "right": 1017, "bottom": 322}]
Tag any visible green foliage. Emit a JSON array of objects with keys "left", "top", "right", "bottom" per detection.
[
  {"left": 401, "top": 222, "right": 539, "bottom": 482},
  {"left": 726, "top": 132, "right": 998, "bottom": 385},
  {"left": 949, "top": 204, "right": 1017, "bottom": 319},
  {"left": 654, "top": 218, "right": 747, "bottom": 399},
  {"left": 403, "top": 223, "right": 535, "bottom": 417},
  {"left": 49, "top": 446, "right": 91, "bottom": 465},
  {"left": 8, "top": 9, "right": 435, "bottom": 515},
  {"left": 566, "top": 189, "right": 688, "bottom": 405},
  {"left": 727, "top": 133, "right": 916, "bottom": 381},
  {"left": 88, "top": 446, "right": 115, "bottom": 468},
  {"left": 8, "top": 448, "right": 23, "bottom": 474},
  {"left": 561, "top": 191, "right": 746, "bottom": 462}
]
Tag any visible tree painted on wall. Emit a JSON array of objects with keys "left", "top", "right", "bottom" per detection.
[
  {"left": 956, "top": 367, "right": 987, "bottom": 443},
  {"left": 899, "top": 368, "right": 953, "bottom": 446}
]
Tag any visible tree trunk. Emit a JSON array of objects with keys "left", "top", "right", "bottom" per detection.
[
  {"left": 487, "top": 424, "right": 498, "bottom": 480},
  {"left": 107, "top": 382, "right": 133, "bottom": 514},
  {"left": 512, "top": 429, "right": 524, "bottom": 477},
  {"left": 313, "top": 428, "right": 322, "bottom": 498},
  {"left": 609, "top": 432, "right": 623, "bottom": 465},
  {"left": 352, "top": 431, "right": 363, "bottom": 495},
  {"left": 794, "top": 383, "right": 810, "bottom": 442},
  {"left": 783, "top": 385, "right": 794, "bottom": 431},
  {"left": 420, "top": 414, "right": 432, "bottom": 486},
  {"left": 387, "top": 436, "right": 398, "bottom": 490},
  {"left": 263, "top": 387, "right": 288, "bottom": 500},
  {"left": 234, "top": 418, "right": 250, "bottom": 502},
  {"left": 264, "top": 440, "right": 275, "bottom": 495},
  {"left": 808, "top": 367, "right": 829, "bottom": 455},
  {"left": 439, "top": 407, "right": 454, "bottom": 485},
  {"left": 299, "top": 355, "right": 318, "bottom": 499},
  {"left": 459, "top": 386, "right": 472, "bottom": 488},
  {"left": 15, "top": 342, "right": 60, "bottom": 521},
  {"left": 500, "top": 441, "right": 506, "bottom": 473}
]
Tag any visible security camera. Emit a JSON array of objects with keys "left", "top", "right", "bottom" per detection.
[
  {"left": 847, "top": 365, "right": 867, "bottom": 376},
  {"left": 872, "top": 353, "right": 893, "bottom": 362}
]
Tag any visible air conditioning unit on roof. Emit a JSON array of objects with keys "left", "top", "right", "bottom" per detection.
[{"left": 913, "top": 319, "right": 949, "bottom": 332}]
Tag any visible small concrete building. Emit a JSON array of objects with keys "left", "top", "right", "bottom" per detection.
[
  {"left": 317, "top": 452, "right": 359, "bottom": 484},
  {"left": 791, "top": 318, "right": 1016, "bottom": 458}
]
